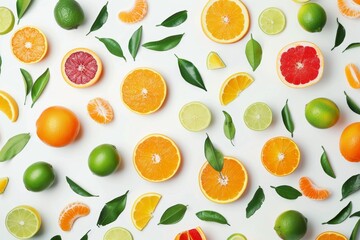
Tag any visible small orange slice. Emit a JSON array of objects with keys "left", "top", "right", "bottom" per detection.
[
  {"left": 11, "top": 26, "right": 47, "bottom": 64},
  {"left": 199, "top": 156, "right": 248, "bottom": 204},
  {"left": 299, "top": 177, "right": 330, "bottom": 200},
  {"left": 58, "top": 202, "right": 90, "bottom": 231},
  {"left": 219, "top": 72, "right": 253, "bottom": 105},
  {"left": 345, "top": 63, "right": 360, "bottom": 88},
  {"left": 316, "top": 231, "right": 348, "bottom": 240},
  {"left": 131, "top": 192, "right": 161, "bottom": 230},
  {"left": 0, "top": 90, "right": 19, "bottom": 122},
  {"left": 119, "top": 0, "right": 148, "bottom": 23},
  {"left": 338, "top": 0, "right": 360, "bottom": 18},
  {"left": 133, "top": 134, "right": 181, "bottom": 182},
  {"left": 261, "top": 136, "right": 300, "bottom": 176},
  {"left": 121, "top": 68, "right": 167, "bottom": 114},
  {"left": 87, "top": 97, "right": 114, "bottom": 124}
]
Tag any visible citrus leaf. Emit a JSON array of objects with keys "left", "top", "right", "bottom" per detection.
[
  {"left": 86, "top": 2, "right": 108, "bottom": 36},
  {"left": 20, "top": 68, "right": 33, "bottom": 105},
  {"left": 322, "top": 201, "right": 352, "bottom": 225},
  {"left": 350, "top": 219, "right": 360, "bottom": 240},
  {"left": 331, "top": 18, "right": 346, "bottom": 51},
  {"left": 350, "top": 211, "right": 360, "bottom": 218},
  {"left": 0, "top": 133, "right": 30, "bottom": 162},
  {"left": 66, "top": 176, "right": 99, "bottom": 197},
  {"left": 158, "top": 204, "right": 187, "bottom": 225},
  {"left": 156, "top": 10, "right": 188, "bottom": 27},
  {"left": 97, "top": 190, "right": 128, "bottom": 227},
  {"left": 271, "top": 185, "right": 302, "bottom": 200},
  {"left": 50, "top": 235, "right": 61, "bottom": 240},
  {"left": 96, "top": 37, "right": 126, "bottom": 61},
  {"left": 143, "top": 34, "right": 184, "bottom": 51},
  {"left": 246, "top": 186, "right": 265, "bottom": 218},
  {"left": 176, "top": 55, "right": 206, "bottom": 91},
  {"left": 16, "top": 0, "right": 32, "bottom": 24},
  {"left": 128, "top": 26, "right": 142, "bottom": 61},
  {"left": 320, "top": 146, "right": 336, "bottom": 179},
  {"left": 281, "top": 99, "right": 294, "bottom": 137},
  {"left": 80, "top": 230, "right": 91, "bottom": 240},
  {"left": 204, "top": 134, "right": 224, "bottom": 172},
  {"left": 245, "top": 34, "right": 262, "bottom": 71},
  {"left": 31, "top": 68, "right": 50, "bottom": 108},
  {"left": 196, "top": 210, "right": 230, "bottom": 225},
  {"left": 343, "top": 42, "right": 360, "bottom": 53},
  {"left": 344, "top": 91, "right": 360, "bottom": 115},
  {"left": 223, "top": 111, "right": 236, "bottom": 146},
  {"left": 341, "top": 174, "right": 360, "bottom": 201}
]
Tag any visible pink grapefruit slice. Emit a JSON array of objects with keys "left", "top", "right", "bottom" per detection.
[
  {"left": 61, "top": 48, "right": 103, "bottom": 88},
  {"left": 276, "top": 41, "right": 324, "bottom": 88},
  {"left": 174, "top": 227, "right": 207, "bottom": 240}
]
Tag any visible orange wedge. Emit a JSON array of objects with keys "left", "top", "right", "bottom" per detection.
[
  {"left": 0, "top": 90, "right": 19, "bottom": 122},
  {"left": 119, "top": 0, "right": 148, "bottom": 23},
  {"left": 299, "top": 177, "right": 330, "bottom": 200},
  {"left": 58, "top": 202, "right": 90, "bottom": 231},
  {"left": 338, "top": 0, "right": 360, "bottom": 18},
  {"left": 87, "top": 97, "right": 114, "bottom": 124},
  {"left": 316, "top": 231, "right": 348, "bottom": 240},
  {"left": 219, "top": 72, "right": 253, "bottom": 105},
  {"left": 345, "top": 63, "right": 360, "bottom": 88},
  {"left": 131, "top": 192, "right": 161, "bottom": 230}
]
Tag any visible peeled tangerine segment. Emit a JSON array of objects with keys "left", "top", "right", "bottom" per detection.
[{"left": 345, "top": 63, "right": 360, "bottom": 88}]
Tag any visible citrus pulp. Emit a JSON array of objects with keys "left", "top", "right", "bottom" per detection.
[
  {"left": 179, "top": 101, "right": 212, "bottom": 132},
  {"left": 0, "top": 7, "right": 14, "bottom": 35},
  {"left": 258, "top": 7, "right": 286, "bottom": 35},
  {"left": 243, "top": 102, "right": 272, "bottom": 131},
  {"left": 6, "top": 205, "right": 41, "bottom": 239}
]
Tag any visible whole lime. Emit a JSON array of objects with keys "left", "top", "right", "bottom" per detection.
[
  {"left": 274, "top": 210, "right": 307, "bottom": 240},
  {"left": 54, "top": 0, "right": 85, "bottom": 30},
  {"left": 88, "top": 144, "right": 120, "bottom": 176},
  {"left": 305, "top": 98, "right": 340, "bottom": 129},
  {"left": 23, "top": 161, "right": 55, "bottom": 192},
  {"left": 298, "top": 3, "right": 327, "bottom": 32}
]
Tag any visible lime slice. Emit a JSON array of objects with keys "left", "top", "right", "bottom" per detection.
[
  {"left": 179, "top": 101, "right": 211, "bottom": 132},
  {"left": 6, "top": 205, "right": 41, "bottom": 239},
  {"left": 292, "top": 0, "right": 311, "bottom": 3},
  {"left": 207, "top": 51, "right": 226, "bottom": 70},
  {"left": 243, "top": 102, "right": 272, "bottom": 131},
  {"left": 103, "top": 227, "right": 133, "bottom": 240},
  {"left": 227, "top": 233, "right": 247, "bottom": 240},
  {"left": 258, "top": 7, "right": 286, "bottom": 35},
  {"left": 0, "top": 7, "right": 15, "bottom": 35}
]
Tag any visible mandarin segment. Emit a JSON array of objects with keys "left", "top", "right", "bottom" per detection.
[
  {"left": 87, "top": 97, "right": 114, "bottom": 124},
  {"left": 0, "top": 90, "right": 19, "bottom": 122},
  {"left": 119, "top": 0, "right": 148, "bottom": 23},
  {"left": 219, "top": 72, "right": 253, "bottom": 105},
  {"left": 58, "top": 202, "right": 90, "bottom": 231},
  {"left": 299, "top": 177, "right": 330, "bottom": 200},
  {"left": 338, "top": 0, "right": 360, "bottom": 18},
  {"left": 345, "top": 63, "right": 360, "bottom": 89}
]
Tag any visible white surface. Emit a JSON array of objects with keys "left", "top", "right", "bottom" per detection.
[{"left": 0, "top": 0, "right": 359, "bottom": 239}]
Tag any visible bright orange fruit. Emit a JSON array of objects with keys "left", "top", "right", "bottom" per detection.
[
  {"left": 219, "top": 72, "right": 253, "bottom": 105},
  {"left": 299, "top": 177, "right": 330, "bottom": 200},
  {"left": 338, "top": 0, "right": 360, "bottom": 18},
  {"left": 345, "top": 63, "right": 360, "bottom": 89},
  {"left": 339, "top": 122, "right": 360, "bottom": 162},
  {"left": 119, "top": 0, "right": 148, "bottom": 23},
  {"left": 0, "top": 90, "right": 18, "bottom": 122},
  {"left": 316, "top": 231, "right": 348, "bottom": 240},
  {"left": 58, "top": 202, "right": 90, "bottom": 231},
  {"left": 87, "top": 97, "right": 114, "bottom": 124}
]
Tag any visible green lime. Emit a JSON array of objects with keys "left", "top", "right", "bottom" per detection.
[
  {"left": 0, "top": 7, "right": 15, "bottom": 35},
  {"left": 23, "top": 161, "right": 55, "bottom": 192},
  {"left": 243, "top": 102, "right": 272, "bottom": 131},
  {"left": 179, "top": 101, "right": 212, "bottom": 132},
  {"left": 297, "top": 3, "right": 326, "bottom": 32},
  {"left": 6, "top": 205, "right": 41, "bottom": 239},
  {"left": 258, "top": 7, "right": 286, "bottom": 35},
  {"left": 54, "top": 0, "right": 85, "bottom": 30},
  {"left": 103, "top": 227, "right": 133, "bottom": 240},
  {"left": 305, "top": 97, "right": 339, "bottom": 129},
  {"left": 88, "top": 144, "right": 120, "bottom": 176},
  {"left": 274, "top": 210, "right": 307, "bottom": 240},
  {"left": 227, "top": 233, "right": 247, "bottom": 240}
]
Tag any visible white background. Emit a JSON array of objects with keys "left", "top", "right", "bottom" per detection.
[{"left": 0, "top": 0, "right": 359, "bottom": 239}]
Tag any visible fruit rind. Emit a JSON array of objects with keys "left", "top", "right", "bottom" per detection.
[
  {"left": 6, "top": 205, "right": 41, "bottom": 239},
  {"left": 179, "top": 101, "right": 212, "bottom": 132},
  {"left": 0, "top": 90, "right": 19, "bottom": 122}
]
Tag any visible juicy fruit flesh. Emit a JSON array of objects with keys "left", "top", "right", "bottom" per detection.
[
  {"left": 345, "top": 63, "right": 360, "bottom": 88},
  {"left": 243, "top": 102, "right": 272, "bottom": 131},
  {"left": 6, "top": 206, "right": 41, "bottom": 239},
  {"left": 104, "top": 227, "right": 133, "bottom": 240},
  {"left": 87, "top": 98, "right": 114, "bottom": 124},
  {"left": 118, "top": 0, "right": 148, "bottom": 23},
  {"left": 207, "top": 51, "right": 226, "bottom": 69},
  {"left": 58, "top": 202, "right": 90, "bottom": 231},
  {"left": 274, "top": 210, "right": 307, "bottom": 240},
  {"left": 65, "top": 51, "right": 98, "bottom": 84},
  {"left": 316, "top": 231, "right": 348, "bottom": 240},
  {"left": 0, "top": 7, "right": 15, "bottom": 34},
  {"left": 338, "top": 0, "right": 360, "bottom": 18},
  {"left": 227, "top": 233, "right": 247, "bottom": 240},
  {"left": 0, "top": 90, "right": 19, "bottom": 122},
  {"left": 131, "top": 193, "right": 161, "bottom": 230},
  {"left": 259, "top": 8, "right": 286, "bottom": 35},
  {"left": 0, "top": 177, "right": 9, "bottom": 194},
  {"left": 179, "top": 102, "right": 212, "bottom": 132},
  {"left": 299, "top": 177, "right": 330, "bottom": 200},
  {"left": 175, "top": 227, "right": 206, "bottom": 240},
  {"left": 220, "top": 72, "right": 254, "bottom": 105}
]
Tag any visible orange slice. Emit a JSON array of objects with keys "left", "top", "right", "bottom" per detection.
[
  {"left": 131, "top": 192, "right": 161, "bottom": 230},
  {"left": 338, "top": 0, "right": 360, "bottom": 18},
  {"left": 316, "top": 231, "right": 348, "bottom": 240},
  {"left": 0, "top": 90, "right": 19, "bottom": 122},
  {"left": 58, "top": 202, "right": 90, "bottom": 231},
  {"left": 345, "top": 63, "right": 360, "bottom": 88},
  {"left": 119, "top": 0, "right": 148, "bottom": 23},
  {"left": 133, "top": 134, "right": 181, "bottom": 182},
  {"left": 199, "top": 156, "right": 248, "bottom": 204},
  {"left": 299, "top": 177, "right": 330, "bottom": 200},
  {"left": 121, "top": 68, "right": 167, "bottom": 114},
  {"left": 219, "top": 72, "right": 253, "bottom": 106},
  {"left": 201, "top": 0, "right": 250, "bottom": 43},
  {"left": 175, "top": 227, "right": 207, "bottom": 240},
  {"left": 87, "top": 97, "right": 114, "bottom": 124},
  {"left": 11, "top": 26, "right": 47, "bottom": 64},
  {"left": 261, "top": 136, "right": 300, "bottom": 176}
]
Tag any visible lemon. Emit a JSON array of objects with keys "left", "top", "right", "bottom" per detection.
[
  {"left": 0, "top": 177, "right": 9, "bottom": 194},
  {"left": 298, "top": 3, "right": 327, "bottom": 32},
  {"left": 243, "top": 102, "right": 272, "bottom": 131},
  {"left": 274, "top": 210, "right": 307, "bottom": 240},
  {"left": 103, "top": 227, "right": 133, "bottom": 240},
  {"left": 6, "top": 205, "right": 41, "bottom": 239},
  {"left": 227, "top": 233, "right": 247, "bottom": 240},
  {"left": 258, "top": 8, "right": 286, "bottom": 35},
  {"left": 207, "top": 51, "right": 226, "bottom": 70},
  {"left": 179, "top": 101, "right": 212, "bottom": 132},
  {"left": 305, "top": 98, "right": 339, "bottom": 129},
  {"left": 0, "top": 7, "right": 15, "bottom": 35},
  {"left": 54, "top": 0, "right": 85, "bottom": 30}
]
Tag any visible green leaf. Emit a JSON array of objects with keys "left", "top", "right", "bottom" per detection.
[
  {"left": 343, "top": 42, "right": 360, "bottom": 53},
  {"left": 341, "top": 174, "right": 360, "bottom": 201},
  {"left": 246, "top": 186, "right": 265, "bottom": 218},
  {"left": 80, "top": 230, "right": 90, "bottom": 240},
  {"left": 97, "top": 190, "right": 128, "bottom": 227},
  {"left": 0, "top": 133, "right": 31, "bottom": 162},
  {"left": 196, "top": 210, "right": 230, "bottom": 225},
  {"left": 87, "top": 2, "right": 108, "bottom": 36},
  {"left": 50, "top": 235, "right": 61, "bottom": 240},
  {"left": 16, "top": 0, "right": 32, "bottom": 24},
  {"left": 344, "top": 91, "right": 360, "bottom": 115},
  {"left": 156, "top": 10, "right": 188, "bottom": 27},
  {"left": 245, "top": 34, "right": 262, "bottom": 71},
  {"left": 176, "top": 55, "right": 206, "bottom": 91},
  {"left": 350, "top": 211, "right": 360, "bottom": 218},
  {"left": 204, "top": 134, "right": 224, "bottom": 172},
  {"left": 350, "top": 219, "right": 360, "bottom": 240},
  {"left": 128, "top": 26, "right": 142, "bottom": 61},
  {"left": 320, "top": 146, "right": 336, "bottom": 179},
  {"left": 20, "top": 68, "right": 33, "bottom": 105},
  {"left": 281, "top": 99, "right": 294, "bottom": 137},
  {"left": 66, "top": 177, "right": 99, "bottom": 197},
  {"left": 331, "top": 18, "right": 346, "bottom": 51},
  {"left": 96, "top": 37, "right": 126, "bottom": 61},
  {"left": 322, "top": 201, "right": 352, "bottom": 225},
  {"left": 271, "top": 185, "right": 302, "bottom": 200},
  {"left": 31, "top": 68, "right": 50, "bottom": 108},
  {"left": 143, "top": 34, "right": 184, "bottom": 51},
  {"left": 222, "top": 111, "right": 236, "bottom": 146},
  {"left": 158, "top": 204, "right": 187, "bottom": 225}
]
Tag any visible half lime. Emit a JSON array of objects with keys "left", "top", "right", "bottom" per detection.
[
  {"left": 258, "top": 7, "right": 286, "bottom": 35},
  {"left": 0, "top": 7, "right": 15, "bottom": 35},
  {"left": 103, "top": 227, "right": 133, "bottom": 240},
  {"left": 179, "top": 101, "right": 211, "bottom": 132},
  {"left": 243, "top": 102, "right": 272, "bottom": 131},
  {"left": 6, "top": 205, "right": 41, "bottom": 239},
  {"left": 227, "top": 233, "right": 247, "bottom": 240}
]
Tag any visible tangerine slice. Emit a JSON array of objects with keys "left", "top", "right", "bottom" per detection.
[
  {"left": 87, "top": 97, "right": 114, "bottom": 124},
  {"left": 58, "top": 202, "right": 90, "bottom": 231},
  {"left": 316, "top": 231, "right": 348, "bottom": 240},
  {"left": 338, "top": 0, "right": 360, "bottom": 18},
  {"left": 0, "top": 90, "right": 18, "bottom": 122},
  {"left": 345, "top": 63, "right": 360, "bottom": 89},
  {"left": 219, "top": 72, "right": 254, "bottom": 106},
  {"left": 299, "top": 177, "right": 330, "bottom": 200},
  {"left": 119, "top": 0, "right": 148, "bottom": 23}
]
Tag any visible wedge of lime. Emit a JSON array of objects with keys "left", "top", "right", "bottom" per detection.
[
  {"left": 227, "top": 233, "right": 247, "bottom": 240},
  {"left": 103, "top": 227, "right": 133, "bottom": 240},
  {"left": 0, "top": 7, "right": 15, "bottom": 35},
  {"left": 243, "top": 102, "right": 272, "bottom": 131},
  {"left": 179, "top": 101, "right": 211, "bottom": 132},
  {"left": 258, "top": 7, "right": 286, "bottom": 35},
  {"left": 6, "top": 205, "right": 41, "bottom": 239}
]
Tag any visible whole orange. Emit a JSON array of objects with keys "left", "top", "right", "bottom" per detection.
[
  {"left": 36, "top": 106, "right": 80, "bottom": 147},
  {"left": 339, "top": 122, "right": 360, "bottom": 162}
]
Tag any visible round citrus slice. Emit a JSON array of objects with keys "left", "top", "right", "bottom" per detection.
[
  {"left": 277, "top": 41, "right": 324, "bottom": 88},
  {"left": 133, "top": 134, "right": 181, "bottom": 182},
  {"left": 261, "top": 136, "right": 300, "bottom": 176},
  {"left": 119, "top": 0, "right": 148, "bottom": 23},
  {"left": 207, "top": 51, "right": 226, "bottom": 70},
  {"left": 0, "top": 177, "right": 9, "bottom": 194},
  {"left": 131, "top": 192, "right": 161, "bottom": 230},
  {"left": 316, "top": 231, "right": 348, "bottom": 240},
  {"left": 201, "top": 0, "right": 250, "bottom": 43},
  {"left": 0, "top": 7, "right": 15, "bottom": 35},
  {"left": 199, "top": 156, "right": 248, "bottom": 204},
  {"left": 0, "top": 90, "right": 19, "bottom": 122},
  {"left": 121, "top": 68, "right": 167, "bottom": 114},
  {"left": 338, "top": 0, "right": 360, "bottom": 18},
  {"left": 87, "top": 97, "right": 114, "bottom": 124},
  {"left": 220, "top": 72, "right": 254, "bottom": 105},
  {"left": 11, "top": 26, "right": 47, "bottom": 64},
  {"left": 104, "top": 227, "right": 133, "bottom": 240},
  {"left": 345, "top": 63, "right": 360, "bottom": 88},
  {"left": 243, "top": 102, "right": 272, "bottom": 131},
  {"left": 258, "top": 8, "right": 286, "bottom": 35},
  {"left": 6, "top": 205, "right": 41, "bottom": 239},
  {"left": 175, "top": 227, "right": 207, "bottom": 239},
  {"left": 179, "top": 101, "right": 212, "bottom": 132},
  {"left": 58, "top": 202, "right": 90, "bottom": 231},
  {"left": 299, "top": 177, "right": 330, "bottom": 200},
  {"left": 227, "top": 233, "right": 247, "bottom": 240},
  {"left": 61, "top": 48, "right": 103, "bottom": 88}
]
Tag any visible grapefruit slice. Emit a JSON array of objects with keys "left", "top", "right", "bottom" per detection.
[
  {"left": 276, "top": 41, "right": 324, "bottom": 88},
  {"left": 174, "top": 227, "right": 207, "bottom": 240},
  {"left": 61, "top": 48, "right": 103, "bottom": 88}
]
